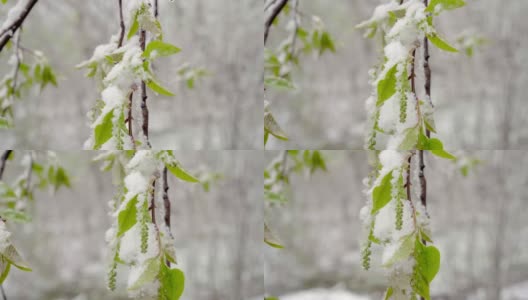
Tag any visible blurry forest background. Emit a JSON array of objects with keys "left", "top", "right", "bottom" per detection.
[
  {"left": 266, "top": 0, "right": 528, "bottom": 149},
  {"left": 264, "top": 150, "right": 528, "bottom": 300},
  {"left": 0, "top": 0, "right": 261, "bottom": 149},
  {"left": 2, "top": 151, "right": 263, "bottom": 300}
]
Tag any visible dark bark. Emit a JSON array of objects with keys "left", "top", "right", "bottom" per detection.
[
  {"left": 264, "top": 0, "right": 289, "bottom": 45},
  {"left": 0, "top": 151, "right": 12, "bottom": 180},
  {"left": 0, "top": 0, "right": 39, "bottom": 52},
  {"left": 162, "top": 167, "right": 171, "bottom": 266},
  {"left": 117, "top": 0, "right": 125, "bottom": 47},
  {"left": 139, "top": 30, "right": 151, "bottom": 147}
]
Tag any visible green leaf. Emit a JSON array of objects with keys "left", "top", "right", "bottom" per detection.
[
  {"left": 144, "top": 40, "right": 181, "bottom": 58},
  {"left": 166, "top": 163, "right": 199, "bottom": 183},
  {"left": 146, "top": 80, "right": 175, "bottom": 96},
  {"left": 319, "top": 31, "right": 336, "bottom": 55},
  {"left": 399, "top": 126, "right": 419, "bottom": 150},
  {"left": 428, "top": 138, "right": 456, "bottom": 160},
  {"left": 117, "top": 196, "right": 138, "bottom": 237},
  {"left": 377, "top": 64, "right": 398, "bottom": 106},
  {"left": 428, "top": 33, "right": 458, "bottom": 53},
  {"left": 127, "top": 12, "right": 139, "bottom": 40},
  {"left": 384, "top": 287, "right": 394, "bottom": 300},
  {"left": 264, "top": 111, "right": 288, "bottom": 141},
  {"left": 372, "top": 171, "right": 393, "bottom": 214},
  {"left": 159, "top": 263, "right": 185, "bottom": 300},
  {"left": 265, "top": 76, "right": 295, "bottom": 90},
  {"left": 2, "top": 244, "right": 31, "bottom": 272},
  {"left": 1, "top": 0, "right": 7, "bottom": 4},
  {"left": 128, "top": 258, "right": 160, "bottom": 290},
  {"left": 426, "top": 0, "right": 466, "bottom": 13},
  {"left": 264, "top": 223, "right": 284, "bottom": 249},
  {"left": 0, "top": 209, "right": 31, "bottom": 223},
  {"left": 0, "top": 259, "right": 10, "bottom": 285},
  {"left": 94, "top": 109, "right": 115, "bottom": 149},
  {"left": 54, "top": 167, "right": 71, "bottom": 191},
  {"left": 412, "top": 239, "right": 441, "bottom": 300},
  {"left": 383, "top": 234, "right": 414, "bottom": 267}
]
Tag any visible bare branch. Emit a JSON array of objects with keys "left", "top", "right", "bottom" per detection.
[
  {"left": 0, "top": 150, "right": 13, "bottom": 180},
  {"left": 0, "top": 0, "right": 39, "bottom": 52},
  {"left": 162, "top": 167, "right": 171, "bottom": 266},
  {"left": 117, "top": 0, "right": 125, "bottom": 47},
  {"left": 264, "top": 0, "right": 289, "bottom": 45}
]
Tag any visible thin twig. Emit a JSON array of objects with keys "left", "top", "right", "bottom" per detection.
[
  {"left": 162, "top": 167, "right": 171, "bottom": 266},
  {"left": 139, "top": 30, "right": 151, "bottom": 148},
  {"left": 0, "top": 0, "right": 39, "bottom": 52},
  {"left": 289, "top": 0, "right": 299, "bottom": 59},
  {"left": 0, "top": 151, "right": 12, "bottom": 180},
  {"left": 11, "top": 28, "right": 22, "bottom": 92},
  {"left": 264, "top": 0, "right": 289, "bottom": 45},
  {"left": 127, "top": 89, "right": 136, "bottom": 149},
  {"left": 117, "top": 0, "right": 125, "bottom": 48},
  {"left": 154, "top": 0, "right": 159, "bottom": 18},
  {"left": 423, "top": 0, "right": 432, "bottom": 138}
]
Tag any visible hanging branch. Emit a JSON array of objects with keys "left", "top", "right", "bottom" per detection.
[
  {"left": 149, "top": 178, "right": 157, "bottom": 225},
  {"left": 423, "top": 0, "right": 432, "bottom": 138},
  {"left": 264, "top": 0, "right": 289, "bottom": 45},
  {"left": 0, "top": 0, "right": 39, "bottom": 52},
  {"left": 139, "top": 29, "right": 151, "bottom": 148},
  {"left": 0, "top": 151, "right": 12, "bottom": 180},
  {"left": 154, "top": 0, "right": 159, "bottom": 18},
  {"left": 0, "top": 150, "right": 11, "bottom": 300},
  {"left": 117, "top": 0, "right": 125, "bottom": 47},
  {"left": 162, "top": 167, "right": 171, "bottom": 266},
  {"left": 288, "top": 0, "right": 299, "bottom": 58},
  {"left": 11, "top": 29, "right": 22, "bottom": 92}
]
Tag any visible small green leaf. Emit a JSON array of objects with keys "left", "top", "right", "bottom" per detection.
[
  {"left": 264, "top": 111, "right": 288, "bottom": 141},
  {"left": 159, "top": 263, "right": 185, "bottom": 300},
  {"left": 127, "top": 12, "right": 139, "bottom": 40},
  {"left": 377, "top": 64, "right": 398, "bottom": 106},
  {"left": 54, "top": 167, "right": 71, "bottom": 191},
  {"left": 428, "top": 138, "right": 456, "bottom": 160},
  {"left": 146, "top": 80, "right": 175, "bottom": 96},
  {"left": 117, "top": 196, "right": 138, "bottom": 237},
  {"left": 94, "top": 109, "right": 115, "bottom": 149},
  {"left": 426, "top": 0, "right": 466, "bottom": 13},
  {"left": 399, "top": 126, "right": 419, "bottom": 150},
  {"left": 319, "top": 31, "right": 336, "bottom": 55},
  {"left": 2, "top": 244, "right": 31, "bottom": 272},
  {"left": 128, "top": 258, "right": 160, "bottom": 290},
  {"left": 383, "top": 234, "right": 414, "bottom": 267},
  {"left": 0, "top": 260, "right": 10, "bottom": 285},
  {"left": 264, "top": 223, "right": 284, "bottom": 249},
  {"left": 166, "top": 164, "right": 199, "bottom": 183},
  {"left": 428, "top": 33, "right": 458, "bottom": 52},
  {"left": 143, "top": 40, "right": 181, "bottom": 58},
  {"left": 384, "top": 287, "right": 394, "bottom": 300},
  {"left": 372, "top": 171, "right": 393, "bottom": 213},
  {"left": 265, "top": 76, "right": 295, "bottom": 90}
]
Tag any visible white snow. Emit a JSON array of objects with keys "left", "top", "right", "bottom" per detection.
[
  {"left": 102, "top": 86, "right": 126, "bottom": 109},
  {"left": 379, "top": 150, "right": 404, "bottom": 171},
  {"left": 0, "top": 0, "right": 28, "bottom": 34},
  {"left": 384, "top": 41, "right": 408, "bottom": 66},
  {"left": 124, "top": 171, "right": 149, "bottom": 197}
]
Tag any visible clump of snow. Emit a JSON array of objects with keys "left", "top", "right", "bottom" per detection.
[
  {"left": 102, "top": 86, "right": 126, "bottom": 109},
  {"left": 127, "top": 150, "right": 159, "bottom": 176},
  {"left": 379, "top": 150, "right": 404, "bottom": 171},
  {"left": 373, "top": 202, "right": 395, "bottom": 241},
  {"left": 378, "top": 95, "right": 398, "bottom": 132},
  {"left": 384, "top": 41, "right": 408, "bottom": 66},
  {"left": 124, "top": 171, "right": 149, "bottom": 197}
]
